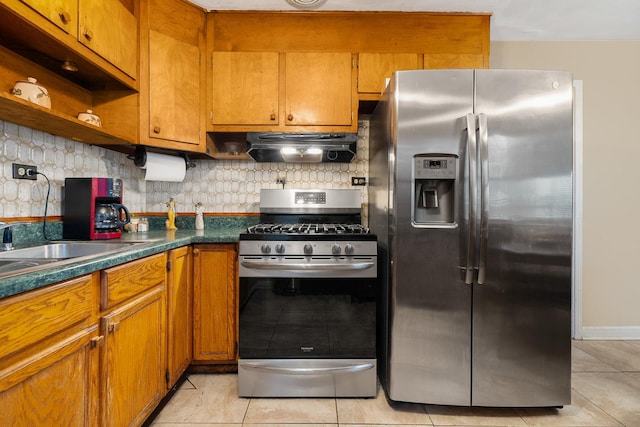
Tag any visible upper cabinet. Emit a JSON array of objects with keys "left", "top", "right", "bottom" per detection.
[
  {"left": 285, "top": 52, "right": 353, "bottom": 127},
  {"left": 140, "top": 0, "right": 207, "bottom": 153},
  {"left": 210, "top": 51, "right": 354, "bottom": 131},
  {"left": 357, "top": 53, "right": 421, "bottom": 95},
  {"left": 0, "top": 0, "right": 139, "bottom": 148},
  {"left": 207, "top": 11, "right": 490, "bottom": 136},
  {"left": 78, "top": 0, "right": 138, "bottom": 79},
  {"left": 211, "top": 51, "right": 279, "bottom": 126},
  {"left": 19, "top": 0, "right": 77, "bottom": 36}
]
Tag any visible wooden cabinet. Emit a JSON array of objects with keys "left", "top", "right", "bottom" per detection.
[
  {"left": 140, "top": 0, "right": 207, "bottom": 153},
  {"left": 20, "top": 0, "right": 77, "bottom": 36},
  {"left": 166, "top": 246, "right": 193, "bottom": 387},
  {"left": 211, "top": 51, "right": 279, "bottom": 126},
  {"left": 358, "top": 53, "right": 420, "bottom": 96},
  {"left": 193, "top": 244, "right": 237, "bottom": 363},
  {"left": 424, "top": 53, "right": 486, "bottom": 69},
  {"left": 0, "top": 1, "right": 139, "bottom": 151},
  {"left": 209, "top": 51, "right": 356, "bottom": 135},
  {"left": 99, "top": 253, "right": 167, "bottom": 427},
  {"left": 78, "top": 0, "right": 137, "bottom": 78},
  {"left": 0, "top": 274, "right": 100, "bottom": 427},
  {"left": 285, "top": 52, "right": 354, "bottom": 127}
]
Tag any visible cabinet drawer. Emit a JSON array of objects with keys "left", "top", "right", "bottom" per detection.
[
  {"left": 100, "top": 253, "right": 167, "bottom": 310},
  {"left": 0, "top": 274, "right": 94, "bottom": 360}
]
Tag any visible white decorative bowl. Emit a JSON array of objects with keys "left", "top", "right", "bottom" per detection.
[
  {"left": 77, "top": 109, "right": 102, "bottom": 127},
  {"left": 11, "top": 77, "right": 51, "bottom": 109}
]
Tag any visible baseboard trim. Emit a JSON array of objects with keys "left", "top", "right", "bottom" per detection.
[{"left": 581, "top": 326, "right": 640, "bottom": 340}]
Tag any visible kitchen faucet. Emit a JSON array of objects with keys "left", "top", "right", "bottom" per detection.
[{"left": 0, "top": 221, "right": 31, "bottom": 251}]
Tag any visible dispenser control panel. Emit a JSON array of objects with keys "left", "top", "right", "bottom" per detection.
[{"left": 414, "top": 156, "right": 456, "bottom": 179}]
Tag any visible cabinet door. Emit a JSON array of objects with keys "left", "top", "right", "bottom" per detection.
[
  {"left": 0, "top": 326, "right": 100, "bottom": 427},
  {"left": 20, "top": 0, "right": 77, "bottom": 35},
  {"left": 424, "top": 53, "right": 486, "bottom": 69},
  {"left": 193, "top": 244, "right": 237, "bottom": 362},
  {"left": 167, "top": 246, "right": 193, "bottom": 387},
  {"left": 78, "top": 0, "right": 137, "bottom": 78},
  {"left": 101, "top": 287, "right": 165, "bottom": 427},
  {"left": 211, "top": 51, "right": 279, "bottom": 125},
  {"left": 149, "top": 30, "right": 201, "bottom": 145},
  {"left": 285, "top": 52, "right": 353, "bottom": 126},
  {"left": 358, "top": 53, "right": 420, "bottom": 94}
]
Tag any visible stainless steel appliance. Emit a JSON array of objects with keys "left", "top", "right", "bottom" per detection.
[
  {"left": 238, "top": 189, "right": 377, "bottom": 397},
  {"left": 63, "top": 177, "right": 131, "bottom": 240},
  {"left": 246, "top": 132, "right": 357, "bottom": 163},
  {"left": 369, "top": 69, "right": 573, "bottom": 407}
]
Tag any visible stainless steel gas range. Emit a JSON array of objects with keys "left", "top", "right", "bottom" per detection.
[{"left": 238, "top": 189, "right": 378, "bottom": 397}]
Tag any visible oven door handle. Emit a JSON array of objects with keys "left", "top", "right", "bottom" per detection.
[
  {"left": 240, "top": 260, "right": 375, "bottom": 271},
  {"left": 241, "top": 362, "right": 375, "bottom": 375}
]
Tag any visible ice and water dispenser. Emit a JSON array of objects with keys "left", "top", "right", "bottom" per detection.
[{"left": 412, "top": 154, "right": 457, "bottom": 227}]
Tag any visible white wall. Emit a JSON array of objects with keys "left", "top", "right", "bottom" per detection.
[{"left": 491, "top": 41, "right": 640, "bottom": 337}]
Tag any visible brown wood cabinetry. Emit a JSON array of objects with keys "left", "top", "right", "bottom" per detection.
[
  {"left": 193, "top": 243, "right": 238, "bottom": 363},
  {"left": 139, "top": 0, "right": 207, "bottom": 153},
  {"left": 167, "top": 246, "right": 193, "bottom": 387},
  {"left": 99, "top": 253, "right": 167, "bottom": 427},
  {"left": 78, "top": 0, "right": 138, "bottom": 79},
  {"left": 20, "top": 0, "right": 77, "bottom": 36},
  {"left": 210, "top": 51, "right": 354, "bottom": 132},
  {"left": 0, "top": 274, "right": 100, "bottom": 427},
  {"left": 0, "top": 1, "right": 139, "bottom": 149},
  {"left": 211, "top": 51, "right": 279, "bottom": 126},
  {"left": 357, "top": 53, "right": 421, "bottom": 96}
]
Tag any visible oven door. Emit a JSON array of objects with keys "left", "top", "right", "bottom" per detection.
[{"left": 239, "top": 274, "right": 376, "bottom": 359}]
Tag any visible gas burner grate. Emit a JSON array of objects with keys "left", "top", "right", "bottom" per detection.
[{"left": 246, "top": 223, "right": 370, "bottom": 235}]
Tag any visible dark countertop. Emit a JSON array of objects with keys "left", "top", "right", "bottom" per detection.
[{"left": 0, "top": 227, "right": 245, "bottom": 300}]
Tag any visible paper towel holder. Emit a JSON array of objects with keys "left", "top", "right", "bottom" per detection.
[{"left": 128, "top": 146, "right": 196, "bottom": 169}]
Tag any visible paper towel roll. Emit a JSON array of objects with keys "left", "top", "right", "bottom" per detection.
[{"left": 142, "top": 152, "right": 186, "bottom": 182}]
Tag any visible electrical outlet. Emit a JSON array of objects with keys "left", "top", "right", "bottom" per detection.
[
  {"left": 12, "top": 163, "right": 37, "bottom": 180},
  {"left": 351, "top": 177, "right": 367, "bottom": 186}
]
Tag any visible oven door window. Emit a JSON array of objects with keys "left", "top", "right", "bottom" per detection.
[{"left": 239, "top": 277, "right": 376, "bottom": 359}]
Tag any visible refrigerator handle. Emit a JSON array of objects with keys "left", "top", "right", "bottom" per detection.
[
  {"left": 477, "top": 113, "right": 489, "bottom": 285},
  {"left": 464, "top": 113, "right": 477, "bottom": 285}
]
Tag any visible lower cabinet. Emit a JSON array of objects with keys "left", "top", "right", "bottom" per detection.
[
  {"left": 99, "top": 252, "right": 167, "bottom": 427},
  {"left": 193, "top": 243, "right": 238, "bottom": 363},
  {"left": 0, "top": 274, "right": 100, "bottom": 426},
  {"left": 167, "top": 246, "right": 193, "bottom": 386}
]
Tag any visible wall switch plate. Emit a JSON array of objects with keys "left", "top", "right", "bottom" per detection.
[
  {"left": 351, "top": 177, "right": 366, "bottom": 186},
  {"left": 12, "top": 163, "right": 37, "bottom": 180}
]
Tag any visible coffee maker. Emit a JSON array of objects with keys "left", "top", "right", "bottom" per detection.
[{"left": 63, "top": 178, "right": 131, "bottom": 240}]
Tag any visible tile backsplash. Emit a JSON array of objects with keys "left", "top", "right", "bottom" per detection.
[{"left": 0, "top": 119, "right": 369, "bottom": 218}]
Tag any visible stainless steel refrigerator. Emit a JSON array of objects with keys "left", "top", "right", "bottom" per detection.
[{"left": 369, "top": 69, "right": 573, "bottom": 407}]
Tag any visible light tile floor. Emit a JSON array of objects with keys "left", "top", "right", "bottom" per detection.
[{"left": 150, "top": 340, "right": 640, "bottom": 427}]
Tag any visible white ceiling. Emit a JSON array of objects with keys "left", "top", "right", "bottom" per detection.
[{"left": 188, "top": 0, "right": 640, "bottom": 41}]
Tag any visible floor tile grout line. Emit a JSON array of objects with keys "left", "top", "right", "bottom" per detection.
[{"left": 570, "top": 386, "right": 624, "bottom": 427}]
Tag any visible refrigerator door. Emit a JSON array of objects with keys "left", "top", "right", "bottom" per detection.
[
  {"left": 472, "top": 69, "right": 573, "bottom": 407},
  {"left": 386, "top": 69, "right": 474, "bottom": 405}
]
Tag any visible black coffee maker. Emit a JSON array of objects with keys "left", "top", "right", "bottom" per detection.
[{"left": 63, "top": 178, "right": 130, "bottom": 240}]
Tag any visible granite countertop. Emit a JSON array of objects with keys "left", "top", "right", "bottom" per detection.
[{"left": 0, "top": 227, "right": 246, "bottom": 300}]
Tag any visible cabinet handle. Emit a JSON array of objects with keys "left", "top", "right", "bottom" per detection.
[
  {"left": 270, "top": 113, "right": 276, "bottom": 121},
  {"left": 153, "top": 126, "right": 161, "bottom": 134},
  {"left": 90, "top": 335, "right": 104, "bottom": 348},
  {"left": 59, "top": 11, "right": 71, "bottom": 24},
  {"left": 287, "top": 114, "right": 294, "bottom": 121},
  {"left": 193, "top": 248, "right": 200, "bottom": 255},
  {"left": 108, "top": 323, "right": 120, "bottom": 333},
  {"left": 83, "top": 29, "right": 94, "bottom": 41}
]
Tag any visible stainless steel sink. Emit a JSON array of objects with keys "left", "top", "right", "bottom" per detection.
[
  {"left": 0, "top": 241, "right": 143, "bottom": 260},
  {"left": 0, "top": 240, "right": 154, "bottom": 278}
]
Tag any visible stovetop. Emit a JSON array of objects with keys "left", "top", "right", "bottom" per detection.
[{"left": 246, "top": 223, "right": 370, "bottom": 235}]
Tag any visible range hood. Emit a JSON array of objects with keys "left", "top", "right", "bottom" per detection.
[{"left": 246, "top": 132, "right": 357, "bottom": 163}]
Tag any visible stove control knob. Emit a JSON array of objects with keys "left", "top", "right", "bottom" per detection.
[
  {"left": 344, "top": 244, "right": 355, "bottom": 255},
  {"left": 331, "top": 244, "right": 342, "bottom": 255},
  {"left": 275, "top": 243, "right": 285, "bottom": 254},
  {"left": 303, "top": 243, "right": 313, "bottom": 255},
  {"left": 260, "top": 243, "right": 271, "bottom": 254}
]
